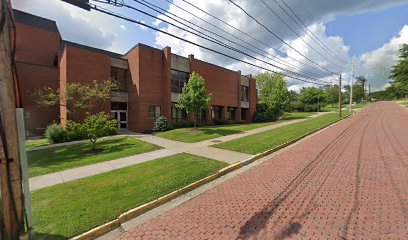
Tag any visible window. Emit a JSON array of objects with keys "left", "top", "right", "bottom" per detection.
[
  {"left": 171, "top": 69, "right": 189, "bottom": 93},
  {"left": 227, "top": 107, "right": 236, "bottom": 120},
  {"left": 111, "top": 67, "right": 128, "bottom": 92},
  {"left": 149, "top": 105, "right": 161, "bottom": 119},
  {"left": 211, "top": 106, "right": 223, "bottom": 120},
  {"left": 171, "top": 103, "right": 187, "bottom": 122},
  {"left": 241, "top": 108, "right": 248, "bottom": 121},
  {"left": 241, "top": 86, "right": 249, "bottom": 102},
  {"left": 111, "top": 102, "right": 127, "bottom": 111}
]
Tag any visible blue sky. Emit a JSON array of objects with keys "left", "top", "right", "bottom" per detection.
[{"left": 326, "top": 3, "right": 408, "bottom": 57}]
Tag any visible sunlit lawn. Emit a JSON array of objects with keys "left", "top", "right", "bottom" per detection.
[{"left": 156, "top": 112, "right": 314, "bottom": 143}]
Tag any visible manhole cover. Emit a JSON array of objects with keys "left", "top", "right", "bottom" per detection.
[{"left": 211, "top": 140, "right": 223, "bottom": 143}]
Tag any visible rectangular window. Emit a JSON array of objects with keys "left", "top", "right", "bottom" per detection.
[
  {"left": 241, "top": 86, "right": 249, "bottom": 102},
  {"left": 171, "top": 69, "right": 190, "bottom": 93},
  {"left": 111, "top": 67, "right": 128, "bottom": 92},
  {"left": 171, "top": 103, "right": 187, "bottom": 122},
  {"left": 149, "top": 105, "right": 161, "bottom": 119},
  {"left": 211, "top": 106, "right": 223, "bottom": 120},
  {"left": 227, "top": 107, "right": 236, "bottom": 120}
]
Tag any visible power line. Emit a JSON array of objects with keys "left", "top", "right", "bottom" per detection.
[
  {"left": 131, "top": 0, "right": 326, "bottom": 80},
  {"left": 96, "top": 0, "right": 328, "bottom": 83},
  {"left": 260, "top": 0, "right": 345, "bottom": 69},
  {"left": 273, "top": 0, "right": 348, "bottom": 64},
  {"left": 173, "top": 0, "right": 335, "bottom": 77},
  {"left": 227, "top": 0, "right": 340, "bottom": 75},
  {"left": 88, "top": 3, "right": 328, "bottom": 85}
]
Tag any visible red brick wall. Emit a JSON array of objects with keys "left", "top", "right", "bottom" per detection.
[
  {"left": 17, "top": 62, "right": 59, "bottom": 136},
  {"left": 125, "top": 44, "right": 170, "bottom": 132},
  {"left": 60, "top": 45, "right": 112, "bottom": 123},
  {"left": 15, "top": 23, "right": 60, "bottom": 66},
  {"left": 249, "top": 75, "right": 257, "bottom": 121}
]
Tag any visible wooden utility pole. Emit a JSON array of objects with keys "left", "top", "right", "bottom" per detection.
[
  {"left": 0, "top": 0, "right": 24, "bottom": 238},
  {"left": 338, "top": 74, "right": 342, "bottom": 118}
]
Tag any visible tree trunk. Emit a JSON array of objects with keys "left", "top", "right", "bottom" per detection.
[{"left": 194, "top": 112, "right": 197, "bottom": 129}]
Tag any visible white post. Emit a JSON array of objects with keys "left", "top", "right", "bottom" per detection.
[{"left": 15, "top": 109, "right": 33, "bottom": 236}]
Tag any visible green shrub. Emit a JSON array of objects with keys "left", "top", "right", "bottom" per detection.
[
  {"left": 172, "top": 120, "right": 194, "bottom": 129},
  {"left": 234, "top": 120, "right": 247, "bottom": 124},
  {"left": 44, "top": 123, "right": 67, "bottom": 143},
  {"left": 153, "top": 116, "right": 172, "bottom": 132},
  {"left": 66, "top": 120, "right": 86, "bottom": 141},
  {"left": 254, "top": 103, "right": 280, "bottom": 122},
  {"left": 82, "top": 112, "right": 117, "bottom": 148},
  {"left": 214, "top": 119, "right": 234, "bottom": 125}
]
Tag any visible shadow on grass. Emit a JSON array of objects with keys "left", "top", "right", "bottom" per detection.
[
  {"left": 28, "top": 138, "right": 136, "bottom": 169},
  {"left": 197, "top": 128, "right": 243, "bottom": 136}
]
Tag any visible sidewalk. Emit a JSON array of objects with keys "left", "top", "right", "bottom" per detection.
[{"left": 30, "top": 112, "right": 329, "bottom": 191}]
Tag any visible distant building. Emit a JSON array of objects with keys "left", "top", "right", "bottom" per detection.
[{"left": 14, "top": 10, "right": 257, "bottom": 136}]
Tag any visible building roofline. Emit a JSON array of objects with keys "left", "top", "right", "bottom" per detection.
[
  {"left": 60, "top": 40, "right": 125, "bottom": 59},
  {"left": 13, "top": 9, "right": 59, "bottom": 33},
  {"left": 124, "top": 43, "right": 165, "bottom": 55},
  {"left": 194, "top": 58, "right": 239, "bottom": 75}
]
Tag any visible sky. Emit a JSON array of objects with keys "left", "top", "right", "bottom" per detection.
[{"left": 12, "top": 0, "right": 408, "bottom": 91}]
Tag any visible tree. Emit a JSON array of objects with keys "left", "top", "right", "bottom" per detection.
[
  {"left": 355, "top": 76, "right": 367, "bottom": 101},
  {"left": 298, "top": 87, "right": 325, "bottom": 112},
  {"left": 389, "top": 43, "right": 408, "bottom": 83},
  {"left": 33, "top": 79, "right": 118, "bottom": 118},
  {"left": 81, "top": 112, "right": 117, "bottom": 149},
  {"left": 255, "top": 73, "right": 290, "bottom": 121},
  {"left": 323, "top": 84, "right": 339, "bottom": 106},
  {"left": 176, "top": 72, "right": 212, "bottom": 129}
]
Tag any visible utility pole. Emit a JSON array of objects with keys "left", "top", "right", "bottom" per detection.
[
  {"left": 349, "top": 59, "right": 355, "bottom": 113},
  {"left": 0, "top": 0, "right": 24, "bottom": 239},
  {"left": 338, "top": 74, "right": 342, "bottom": 118}
]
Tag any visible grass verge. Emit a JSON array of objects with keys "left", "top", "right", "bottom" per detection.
[
  {"left": 26, "top": 138, "right": 50, "bottom": 148},
  {"left": 214, "top": 113, "right": 346, "bottom": 155},
  {"left": 31, "top": 153, "right": 227, "bottom": 239},
  {"left": 156, "top": 112, "right": 314, "bottom": 143},
  {"left": 28, "top": 137, "right": 161, "bottom": 177}
]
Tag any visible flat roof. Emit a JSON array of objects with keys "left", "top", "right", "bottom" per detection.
[
  {"left": 61, "top": 41, "right": 124, "bottom": 59},
  {"left": 13, "top": 9, "right": 59, "bottom": 33}
]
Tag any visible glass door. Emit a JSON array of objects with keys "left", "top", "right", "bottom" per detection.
[{"left": 111, "top": 110, "right": 127, "bottom": 129}]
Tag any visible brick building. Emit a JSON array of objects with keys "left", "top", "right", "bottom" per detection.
[{"left": 14, "top": 10, "right": 257, "bottom": 136}]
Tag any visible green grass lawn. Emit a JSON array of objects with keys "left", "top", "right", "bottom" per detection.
[
  {"left": 214, "top": 113, "right": 345, "bottom": 155},
  {"left": 156, "top": 112, "right": 314, "bottom": 143},
  {"left": 31, "top": 153, "right": 227, "bottom": 239},
  {"left": 28, "top": 137, "right": 161, "bottom": 177},
  {"left": 26, "top": 138, "right": 50, "bottom": 148}
]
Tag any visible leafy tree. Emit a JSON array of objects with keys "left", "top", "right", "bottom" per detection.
[
  {"left": 81, "top": 112, "right": 117, "bottom": 149},
  {"left": 323, "top": 84, "right": 339, "bottom": 106},
  {"left": 389, "top": 43, "right": 408, "bottom": 83},
  {"left": 298, "top": 87, "right": 325, "bottom": 112},
  {"left": 255, "top": 73, "right": 290, "bottom": 121},
  {"left": 33, "top": 79, "right": 118, "bottom": 118},
  {"left": 176, "top": 72, "right": 212, "bottom": 129}
]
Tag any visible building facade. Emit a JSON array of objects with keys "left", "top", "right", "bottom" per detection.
[{"left": 14, "top": 10, "right": 257, "bottom": 136}]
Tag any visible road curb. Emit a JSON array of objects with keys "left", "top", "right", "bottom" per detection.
[{"left": 70, "top": 113, "right": 355, "bottom": 240}]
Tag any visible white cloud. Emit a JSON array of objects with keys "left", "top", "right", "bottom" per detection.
[
  {"left": 358, "top": 25, "right": 408, "bottom": 91},
  {"left": 153, "top": 0, "right": 408, "bottom": 88}
]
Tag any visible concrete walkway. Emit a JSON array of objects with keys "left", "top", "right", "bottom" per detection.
[{"left": 29, "top": 112, "right": 329, "bottom": 191}]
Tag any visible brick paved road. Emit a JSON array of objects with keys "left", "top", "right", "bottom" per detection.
[{"left": 120, "top": 102, "right": 408, "bottom": 240}]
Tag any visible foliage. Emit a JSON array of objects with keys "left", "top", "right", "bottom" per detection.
[
  {"left": 297, "top": 87, "right": 325, "bottom": 112},
  {"left": 66, "top": 120, "right": 86, "bottom": 141},
  {"left": 213, "top": 119, "right": 234, "bottom": 125},
  {"left": 171, "top": 120, "right": 194, "bottom": 129},
  {"left": 255, "top": 73, "right": 290, "bottom": 121},
  {"left": 176, "top": 72, "right": 212, "bottom": 128},
  {"left": 389, "top": 43, "right": 408, "bottom": 83},
  {"left": 44, "top": 124, "right": 67, "bottom": 144},
  {"left": 33, "top": 79, "right": 118, "bottom": 118},
  {"left": 152, "top": 116, "right": 172, "bottom": 132},
  {"left": 323, "top": 84, "right": 339, "bottom": 106},
  {"left": 81, "top": 112, "right": 117, "bottom": 148}
]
